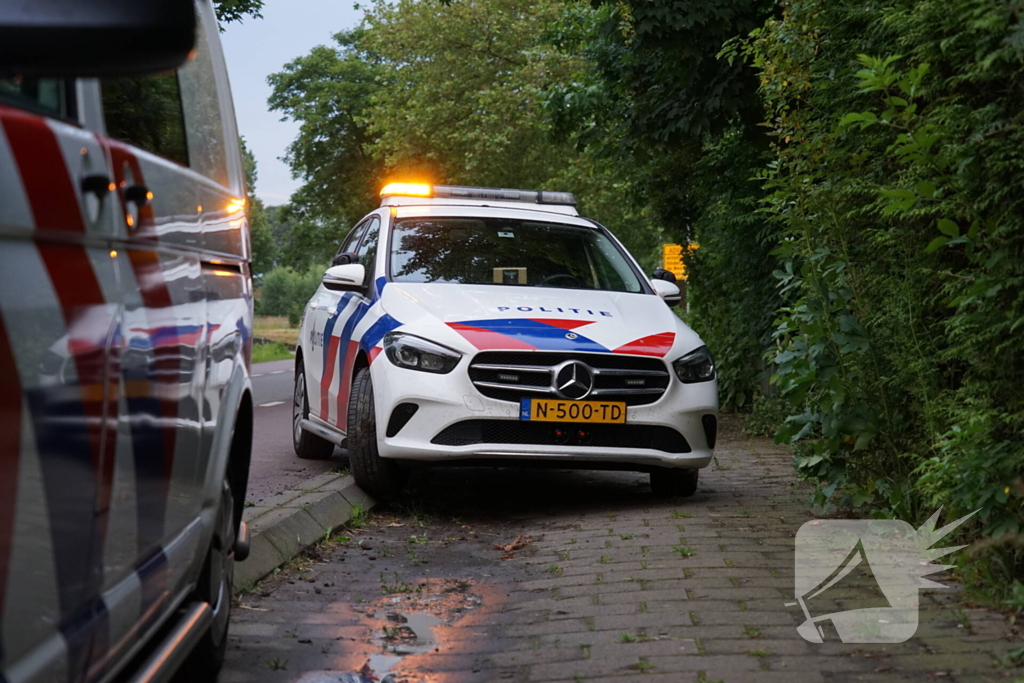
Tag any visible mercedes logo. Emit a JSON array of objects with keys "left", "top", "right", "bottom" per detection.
[{"left": 553, "top": 361, "right": 594, "bottom": 400}]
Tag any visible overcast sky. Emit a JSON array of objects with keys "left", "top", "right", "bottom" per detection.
[{"left": 220, "top": 1, "right": 362, "bottom": 205}]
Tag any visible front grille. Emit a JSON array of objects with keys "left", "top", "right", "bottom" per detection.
[
  {"left": 468, "top": 351, "right": 670, "bottom": 406},
  {"left": 431, "top": 420, "right": 690, "bottom": 453}
]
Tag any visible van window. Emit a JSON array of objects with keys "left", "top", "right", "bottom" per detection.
[
  {"left": 177, "top": 18, "right": 229, "bottom": 187},
  {"left": 101, "top": 73, "right": 189, "bottom": 167},
  {"left": 0, "top": 78, "right": 70, "bottom": 118}
]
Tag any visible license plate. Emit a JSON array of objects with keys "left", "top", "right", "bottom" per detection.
[{"left": 519, "top": 398, "right": 627, "bottom": 424}]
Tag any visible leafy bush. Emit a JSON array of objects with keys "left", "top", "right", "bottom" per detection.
[
  {"left": 748, "top": 0, "right": 1022, "bottom": 587},
  {"left": 256, "top": 264, "right": 326, "bottom": 326}
]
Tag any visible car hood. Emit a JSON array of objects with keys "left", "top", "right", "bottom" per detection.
[{"left": 378, "top": 282, "right": 703, "bottom": 359}]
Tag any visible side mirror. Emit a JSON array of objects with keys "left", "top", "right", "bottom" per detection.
[
  {"left": 651, "top": 278, "right": 682, "bottom": 308},
  {"left": 332, "top": 251, "right": 360, "bottom": 267},
  {"left": 323, "top": 264, "right": 365, "bottom": 292},
  {"left": 0, "top": 0, "right": 196, "bottom": 78},
  {"left": 651, "top": 269, "right": 677, "bottom": 283}
]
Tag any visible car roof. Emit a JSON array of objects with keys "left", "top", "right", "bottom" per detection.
[{"left": 391, "top": 204, "right": 596, "bottom": 227}]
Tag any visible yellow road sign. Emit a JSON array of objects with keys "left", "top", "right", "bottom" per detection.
[{"left": 662, "top": 243, "right": 697, "bottom": 279}]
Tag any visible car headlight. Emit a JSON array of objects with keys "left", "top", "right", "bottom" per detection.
[
  {"left": 383, "top": 332, "right": 462, "bottom": 374},
  {"left": 672, "top": 346, "right": 715, "bottom": 383}
]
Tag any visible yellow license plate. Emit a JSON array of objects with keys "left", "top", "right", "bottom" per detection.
[{"left": 519, "top": 398, "right": 627, "bottom": 424}]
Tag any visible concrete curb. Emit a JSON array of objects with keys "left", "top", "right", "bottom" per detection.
[{"left": 233, "top": 472, "right": 375, "bottom": 592}]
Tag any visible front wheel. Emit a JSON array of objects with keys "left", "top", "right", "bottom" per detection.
[
  {"left": 176, "top": 479, "right": 235, "bottom": 681},
  {"left": 650, "top": 467, "right": 699, "bottom": 497},
  {"left": 293, "top": 360, "right": 334, "bottom": 460},
  {"left": 347, "top": 367, "right": 408, "bottom": 500}
]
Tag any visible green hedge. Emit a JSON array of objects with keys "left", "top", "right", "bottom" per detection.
[{"left": 255, "top": 263, "right": 327, "bottom": 326}]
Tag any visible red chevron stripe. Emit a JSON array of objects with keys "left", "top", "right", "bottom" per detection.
[
  {"left": 447, "top": 323, "right": 537, "bottom": 351},
  {"left": 0, "top": 106, "right": 84, "bottom": 233},
  {"left": 0, "top": 314, "right": 22, "bottom": 634},
  {"left": 613, "top": 332, "right": 676, "bottom": 357},
  {"left": 321, "top": 335, "right": 340, "bottom": 420},
  {"left": 528, "top": 318, "right": 596, "bottom": 330}
]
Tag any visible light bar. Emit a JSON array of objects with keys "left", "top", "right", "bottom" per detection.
[
  {"left": 379, "top": 183, "right": 577, "bottom": 207},
  {"left": 380, "top": 182, "right": 432, "bottom": 198}
]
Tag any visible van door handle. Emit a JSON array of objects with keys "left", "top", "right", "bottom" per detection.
[
  {"left": 125, "top": 184, "right": 152, "bottom": 206},
  {"left": 81, "top": 174, "right": 113, "bottom": 199}
]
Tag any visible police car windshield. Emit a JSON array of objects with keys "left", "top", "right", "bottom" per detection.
[{"left": 389, "top": 217, "right": 643, "bottom": 292}]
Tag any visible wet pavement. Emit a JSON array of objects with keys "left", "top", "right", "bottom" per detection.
[{"left": 222, "top": 417, "right": 1024, "bottom": 682}]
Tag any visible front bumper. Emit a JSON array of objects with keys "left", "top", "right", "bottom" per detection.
[{"left": 370, "top": 354, "right": 718, "bottom": 470}]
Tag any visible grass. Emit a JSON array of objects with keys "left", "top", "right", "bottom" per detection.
[
  {"left": 671, "top": 510, "right": 693, "bottom": 519},
  {"left": 673, "top": 545, "right": 696, "bottom": 557},
  {"left": 253, "top": 315, "right": 300, "bottom": 345},
  {"left": 251, "top": 341, "right": 293, "bottom": 364},
  {"left": 619, "top": 632, "right": 637, "bottom": 643}
]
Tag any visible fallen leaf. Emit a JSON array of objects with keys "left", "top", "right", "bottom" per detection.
[{"left": 493, "top": 534, "right": 533, "bottom": 552}]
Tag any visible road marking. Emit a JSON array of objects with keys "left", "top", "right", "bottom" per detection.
[
  {"left": 271, "top": 370, "right": 286, "bottom": 375},
  {"left": 259, "top": 401, "right": 285, "bottom": 408},
  {"left": 252, "top": 373, "right": 264, "bottom": 377}
]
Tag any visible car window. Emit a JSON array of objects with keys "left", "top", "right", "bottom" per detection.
[
  {"left": 0, "top": 77, "right": 70, "bottom": 118},
  {"left": 177, "top": 14, "right": 229, "bottom": 187},
  {"left": 389, "top": 217, "right": 643, "bottom": 293},
  {"left": 336, "top": 221, "right": 368, "bottom": 260},
  {"left": 101, "top": 72, "right": 189, "bottom": 167},
  {"left": 355, "top": 216, "right": 380, "bottom": 269}
]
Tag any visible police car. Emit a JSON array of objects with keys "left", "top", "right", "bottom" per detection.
[
  {"left": 294, "top": 183, "right": 719, "bottom": 499},
  {"left": 2, "top": 1, "right": 252, "bottom": 681}
]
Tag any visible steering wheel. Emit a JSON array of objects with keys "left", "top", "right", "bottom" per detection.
[{"left": 538, "top": 273, "right": 585, "bottom": 288}]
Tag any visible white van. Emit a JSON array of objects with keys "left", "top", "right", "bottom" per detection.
[{"left": 0, "top": 1, "right": 253, "bottom": 681}]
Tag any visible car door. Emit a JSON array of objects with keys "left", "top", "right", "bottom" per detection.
[
  {"left": 0, "top": 79, "right": 122, "bottom": 682},
  {"left": 329, "top": 215, "right": 381, "bottom": 432},
  {"left": 306, "top": 219, "right": 367, "bottom": 425}
]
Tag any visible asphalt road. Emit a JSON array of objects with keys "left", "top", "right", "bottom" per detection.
[{"left": 248, "top": 359, "right": 345, "bottom": 504}]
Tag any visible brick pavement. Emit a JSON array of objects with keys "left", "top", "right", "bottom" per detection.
[{"left": 220, "top": 417, "right": 1023, "bottom": 683}]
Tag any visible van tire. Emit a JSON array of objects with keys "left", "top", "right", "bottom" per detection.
[
  {"left": 293, "top": 360, "right": 334, "bottom": 460},
  {"left": 348, "top": 367, "right": 408, "bottom": 500},
  {"left": 176, "top": 478, "right": 235, "bottom": 681},
  {"left": 650, "top": 467, "right": 699, "bottom": 497}
]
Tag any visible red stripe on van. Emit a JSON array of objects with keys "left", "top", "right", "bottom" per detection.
[
  {"left": 0, "top": 106, "right": 84, "bottom": 233},
  {"left": 0, "top": 314, "right": 22, "bottom": 630},
  {"left": 36, "top": 242, "right": 111, "bottom": 478}
]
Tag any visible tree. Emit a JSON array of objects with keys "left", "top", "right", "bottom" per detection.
[
  {"left": 241, "top": 137, "right": 276, "bottom": 276},
  {"left": 214, "top": 0, "right": 264, "bottom": 25},
  {"left": 268, "top": 29, "right": 384, "bottom": 231}
]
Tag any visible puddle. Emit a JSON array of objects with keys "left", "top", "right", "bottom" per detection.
[
  {"left": 377, "top": 611, "right": 444, "bottom": 655},
  {"left": 297, "top": 579, "right": 488, "bottom": 683}
]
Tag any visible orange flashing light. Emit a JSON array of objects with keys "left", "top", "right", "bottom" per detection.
[
  {"left": 227, "top": 197, "right": 246, "bottom": 214},
  {"left": 380, "top": 182, "right": 432, "bottom": 198}
]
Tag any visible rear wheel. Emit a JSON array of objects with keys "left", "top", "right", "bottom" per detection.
[
  {"left": 348, "top": 367, "right": 408, "bottom": 500},
  {"left": 176, "top": 478, "right": 235, "bottom": 681},
  {"left": 293, "top": 360, "right": 334, "bottom": 460},
  {"left": 650, "top": 467, "right": 699, "bottom": 497}
]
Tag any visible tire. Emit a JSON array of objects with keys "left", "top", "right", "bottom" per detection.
[
  {"left": 176, "top": 478, "right": 235, "bottom": 682},
  {"left": 650, "top": 467, "right": 699, "bottom": 497},
  {"left": 347, "top": 367, "right": 408, "bottom": 500},
  {"left": 293, "top": 360, "right": 334, "bottom": 460}
]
